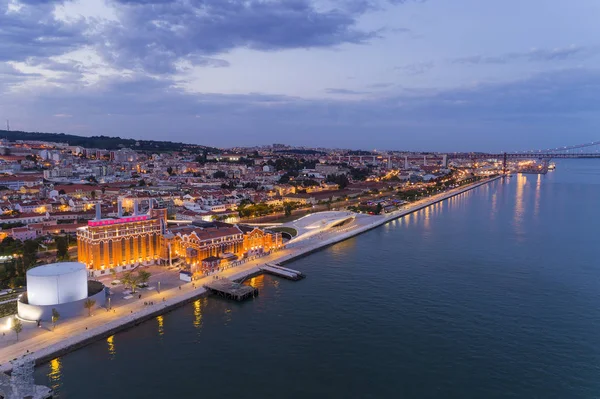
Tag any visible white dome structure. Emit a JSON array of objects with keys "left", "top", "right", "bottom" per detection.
[{"left": 26, "top": 262, "right": 88, "bottom": 306}]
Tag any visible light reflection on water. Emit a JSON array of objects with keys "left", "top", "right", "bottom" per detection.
[
  {"left": 193, "top": 299, "right": 202, "bottom": 329},
  {"left": 247, "top": 274, "right": 266, "bottom": 290},
  {"left": 107, "top": 335, "right": 116, "bottom": 359},
  {"left": 48, "top": 358, "right": 62, "bottom": 393},
  {"left": 534, "top": 174, "right": 542, "bottom": 218},
  {"left": 156, "top": 315, "right": 164, "bottom": 336},
  {"left": 514, "top": 174, "right": 526, "bottom": 238}
]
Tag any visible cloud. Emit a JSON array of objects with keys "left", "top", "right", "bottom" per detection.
[
  {"left": 3, "top": 68, "right": 598, "bottom": 152},
  {"left": 0, "top": 0, "right": 424, "bottom": 77},
  {"left": 368, "top": 82, "right": 394, "bottom": 89},
  {"left": 452, "top": 45, "right": 599, "bottom": 65},
  {"left": 325, "top": 88, "right": 370, "bottom": 95},
  {"left": 94, "top": 0, "right": 380, "bottom": 74},
  {"left": 395, "top": 61, "right": 434, "bottom": 75},
  {"left": 0, "top": 62, "right": 43, "bottom": 91},
  {"left": 0, "top": 0, "right": 87, "bottom": 62}
]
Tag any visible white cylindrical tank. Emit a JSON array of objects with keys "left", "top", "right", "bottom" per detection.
[{"left": 26, "top": 262, "right": 88, "bottom": 306}]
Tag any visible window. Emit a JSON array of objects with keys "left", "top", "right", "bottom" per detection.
[{"left": 98, "top": 241, "right": 104, "bottom": 265}]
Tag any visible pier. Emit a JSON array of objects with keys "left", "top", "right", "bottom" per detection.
[
  {"left": 204, "top": 278, "right": 258, "bottom": 301},
  {"left": 261, "top": 264, "right": 305, "bottom": 281}
]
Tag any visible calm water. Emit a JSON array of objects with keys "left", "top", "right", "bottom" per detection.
[{"left": 36, "top": 160, "right": 600, "bottom": 398}]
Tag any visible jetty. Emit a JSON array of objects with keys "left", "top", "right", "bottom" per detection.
[
  {"left": 204, "top": 278, "right": 258, "bottom": 301},
  {"left": 261, "top": 264, "right": 305, "bottom": 281}
]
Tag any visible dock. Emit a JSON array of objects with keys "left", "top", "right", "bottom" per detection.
[
  {"left": 261, "top": 264, "right": 305, "bottom": 281},
  {"left": 204, "top": 278, "right": 258, "bottom": 301}
]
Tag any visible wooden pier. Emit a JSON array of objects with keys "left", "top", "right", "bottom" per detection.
[
  {"left": 261, "top": 264, "right": 305, "bottom": 281},
  {"left": 204, "top": 278, "right": 258, "bottom": 301}
]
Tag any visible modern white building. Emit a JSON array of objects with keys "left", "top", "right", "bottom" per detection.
[{"left": 18, "top": 262, "right": 106, "bottom": 321}]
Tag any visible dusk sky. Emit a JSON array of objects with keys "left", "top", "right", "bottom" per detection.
[{"left": 1, "top": 0, "right": 599, "bottom": 151}]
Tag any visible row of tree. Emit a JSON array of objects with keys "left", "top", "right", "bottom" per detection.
[
  {"left": 0, "top": 235, "right": 71, "bottom": 288},
  {"left": 10, "top": 298, "right": 97, "bottom": 341}
]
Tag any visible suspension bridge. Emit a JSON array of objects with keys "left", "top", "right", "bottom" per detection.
[
  {"left": 449, "top": 140, "right": 600, "bottom": 160},
  {"left": 447, "top": 140, "right": 600, "bottom": 174}
]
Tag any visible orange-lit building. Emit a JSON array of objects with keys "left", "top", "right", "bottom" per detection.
[
  {"left": 78, "top": 200, "right": 282, "bottom": 275},
  {"left": 77, "top": 201, "right": 168, "bottom": 271},
  {"left": 170, "top": 223, "right": 282, "bottom": 274}
]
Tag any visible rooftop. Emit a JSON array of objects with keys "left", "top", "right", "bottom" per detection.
[{"left": 27, "top": 262, "right": 86, "bottom": 277}]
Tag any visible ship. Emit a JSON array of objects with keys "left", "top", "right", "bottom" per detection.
[{"left": 518, "top": 160, "right": 549, "bottom": 175}]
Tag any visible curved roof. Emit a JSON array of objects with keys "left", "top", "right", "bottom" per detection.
[{"left": 27, "top": 262, "right": 86, "bottom": 277}]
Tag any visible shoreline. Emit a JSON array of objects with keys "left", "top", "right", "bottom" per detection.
[{"left": 0, "top": 175, "right": 501, "bottom": 372}]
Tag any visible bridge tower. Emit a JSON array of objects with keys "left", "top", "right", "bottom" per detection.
[{"left": 502, "top": 152, "right": 508, "bottom": 175}]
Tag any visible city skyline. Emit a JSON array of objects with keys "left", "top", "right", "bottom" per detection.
[{"left": 1, "top": 0, "right": 599, "bottom": 151}]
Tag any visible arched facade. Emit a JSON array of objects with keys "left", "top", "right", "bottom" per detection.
[
  {"left": 77, "top": 210, "right": 167, "bottom": 270},
  {"left": 171, "top": 225, "right": 282, "bottom": 268}
]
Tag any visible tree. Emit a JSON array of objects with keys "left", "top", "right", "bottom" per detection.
[
  {"left": 21, "top": 240, "right": 38, "bottom": 269},
  {"left": 84, "top": 298, "right": 96, "bottom": 316},
  {"left": 137, "top": 270, "right": 152, "bottom": 286},
  {"left": 167, "top": 166, "right": 175, "bottom": 175},
  {"left": 56, "top": 236, "right": 69, "bottom": 260},
  {"left": 375, "top": 203, "right": 383, "bottom": 215},
  {"left": 51, "top": 308, "right": 60, "bottom": 330},
  {"left": 213, "top": 171, "right": 226, "bottom": 179},
  {"left": 121, "top": 271, "right": 139, "bottom": 293},
  {"left": 11, "top": 317, "right": 22, "bottom": 341},
  {"left": 283, "top": 202, "right": 293, "bottom": 217},
  {"left": 138, "top": 179, "right": 147, "bottom": 187},
  {"left": 90, "top": 190, "right": 96, "bottom": 200},
  {"left": 326, "top": 174, "right": 350, "bottom": 189}
]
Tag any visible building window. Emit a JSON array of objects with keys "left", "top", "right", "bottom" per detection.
[{"left": 99, "top": 241, "right": 104, "bottom": 265}]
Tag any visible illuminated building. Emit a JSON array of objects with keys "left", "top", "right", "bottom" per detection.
[
  {"left": 77, "top": 200, "right": 282, "bottom": 275},
  {"left": 77, "top": 200, "right": 168, "bottom": 271},
  {"left": 171, "top": 223, "right": 282, "bottom": 274}
]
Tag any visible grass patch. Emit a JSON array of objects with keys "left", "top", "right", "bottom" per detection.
[{"left": 0, "top": 301, "right": 17, "bottom": 318}]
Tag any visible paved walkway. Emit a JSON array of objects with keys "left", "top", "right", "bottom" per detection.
[{"left": 0, "top": 176, "right": 499, "bottom": 371}]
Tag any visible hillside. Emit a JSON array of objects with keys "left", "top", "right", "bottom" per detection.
[{"left": 0, "top": 130, "right": 220, "bottom": 153}]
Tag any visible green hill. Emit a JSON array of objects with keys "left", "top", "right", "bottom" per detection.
[{"left": 0, "top": 130, "right": 220, "bottom": 153}]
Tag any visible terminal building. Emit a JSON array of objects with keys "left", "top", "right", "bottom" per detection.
[{"left": 77, "top": 200, "right": 282, "bottom": 275}]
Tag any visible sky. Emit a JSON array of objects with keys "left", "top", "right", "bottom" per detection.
[{"left": 1, "top": 0, "right": 599, "bottom": 152}]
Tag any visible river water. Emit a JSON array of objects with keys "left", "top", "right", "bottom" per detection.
[{"left": 35, "top": 160, "right": 600, "bottom": 398}]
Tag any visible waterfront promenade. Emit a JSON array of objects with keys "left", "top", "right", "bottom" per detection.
[{"left": 0, "top": 176, "right": 499, "bottom": 372}]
